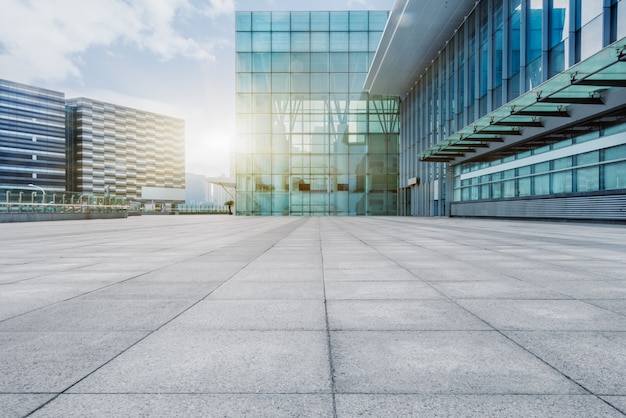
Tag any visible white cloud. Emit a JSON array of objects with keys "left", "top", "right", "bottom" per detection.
[{"left": 0, "top": 0, "right": 234, "bottom": 84}]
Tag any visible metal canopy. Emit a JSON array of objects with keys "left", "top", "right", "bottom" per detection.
[
  {"left": 364, "top": 0, "right": 477, "bottom": 96},
  {"left": 419, "top": 37, "right": 626, "bottom": 163}
]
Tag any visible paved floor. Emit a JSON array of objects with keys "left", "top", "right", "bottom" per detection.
[{"left": 0, "top": 215, "right": 625, "bottom": 417}]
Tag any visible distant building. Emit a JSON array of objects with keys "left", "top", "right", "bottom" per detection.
[
  {"left": 235, "top": 11, "right": 399, "bottom": 215},
  {"left": 0, "top": 79, "right": 67, "bottom": 190},
  {"left": 66, "top": 98, "right": 186, "bottom": 205}
]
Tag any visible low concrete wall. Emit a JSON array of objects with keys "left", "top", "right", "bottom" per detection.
[{"left": 0, "top": 212, "right": 128, "bottom": 223}]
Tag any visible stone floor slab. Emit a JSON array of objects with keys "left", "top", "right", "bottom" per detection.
[
  {"left": 164, "top": 299, "right": 327, "bottom": 330},
  {"left": 331, "top": 331, "right": 583, "bottom": 394},
  {"left": 327, "top": 300, "right": 491, "bottom": 331},
  {"left": 30, "top": 394, "right": 334, "bottom": 418},
  {"left": 68, "top": 330, "right": 331, "bottom": 394},
  {"left": 505, "top": 331, "right": 626, "bottom": 394},
  {"left": 457, "top": 299, "right": 626, "bottom": 331},
  {"left": 0, "top": 331, "right": 147, "bottom": 392},
  {"left": 325, "top": 280, "right": 444, "bottom": 300},
  {"left": 335, "top": 394, "right": 625, "bottom": 417}
]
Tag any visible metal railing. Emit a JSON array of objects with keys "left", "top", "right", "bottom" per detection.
[{"left": 0, "top": 187, "right": 129, "bottom": 214}]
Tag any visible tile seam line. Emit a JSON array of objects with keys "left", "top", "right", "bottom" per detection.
[
  {"left": 318, "top": 217, "right": 339, "bottom": 418},
  {"left": 22, "top": 216, "right": 309, "bottom": 418},
  {"left": 324, "top": 217, "right": 621, "bottom": 412}
]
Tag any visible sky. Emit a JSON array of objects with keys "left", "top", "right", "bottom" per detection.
[{"left": 0, "top": 0, "right": 395, "bottom": 178}]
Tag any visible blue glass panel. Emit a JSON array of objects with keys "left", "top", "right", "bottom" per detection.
[
  {"left": 291, "top": 74, "right": 310, "bottom": 93},
  {"left": 604, "top": 161, "right": 626, "bottom": 189},
  {"left": 236, "top": 53, "right": 251, "bottom": 72},
  {"left": 253, "top": 94, "right": 271, "bottom": 113},
  {"left": 311, "top": 74, "right": 329, "bottom": 93},
  {"left": 252, "top": 32, "right": 271, "bottom": 52},
  {"left": 272, "top": 33, "right": 290, "bottom": 52},
  {"left": 291, "top": 32, "right": 310, "bottom": 52},
  {"left": 253, "top": 74, "right": 271, "bottom": 93},
  {"left": 349, "top": 53, "right": 369, "bottom": 72},
  {"left": 369, "top": 12, "right": 388, "bottom": 31},
  {"left": 330, "top": 33, "right": 349, "bottom": 52},
  {"left": 369, "top": 32, "right": 383, "bottom": 51},
  {"left": 291, "top": 53, "right": 310, "bottom": 72},
  {"left": 349, "top": 11, "right": 368, "bottom": 31},
  {"left": 349, "top": 32, "right": 368, "bottom": 52},
  {"left": 330, "top": 53, "right": 349, "bottom": 72},
  {"left": 311, "top": 32, "right": 329, "bottom": 52},
  {"left": 236, "top": 12, "right": 251, "bottom": 31},
  {"left": 350, "top": 73, "right": 366, "bottom": 92},
  {"left": 526, "top": 0, "right": 542, "bottom": 63},
  {"left": 252, "top": 12, "right": 271, "bottom": 31},
  {"left": 236, "top": 73, "right": 251, "bottom": 92},
  {"left": 236, "top": 32, "right": 251, "bottom": 52},
  {"left": 292, "top": 12, "right": 310, "bottom": 31},
  {"left": 330, "top": 12, "right": 349, "bottom": 30},
  {"left": 310, "top": 53, "right": 329, "bottom": 72},
  {"left": 311, "top": 12, "right": 329, "bottom": 31},
  {"left": 252, "top": 53, "right": 271, "bottom": 72},
  {"left": 330, "top": 74, "right": 350, "bottom": 93},
  {"left": 272, "top": 53, "right": 289, "bottom": 72},
  {"left": 272, "top": 11, "right": 290, "bottom": 31},
  {"left": 272, "top": 74, "right": 290, "bottom": 93}
]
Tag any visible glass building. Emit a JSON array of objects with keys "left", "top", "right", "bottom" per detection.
[
  {"left": 367, "top": 0, "right": 626, "bottom": 221},
  {"left": 66, "top": 98, "right": 186, "bottom": 203},
  {"left": 0, "top": 79, "right": 67, "bottom": 190},
  {"left": 235, "top": 11, "right": 399, "bottom": 215}
]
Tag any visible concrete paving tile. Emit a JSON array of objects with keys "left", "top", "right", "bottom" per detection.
[
  {"left": 457, "top": 300, "right": 626, "bottom": 331},
  {"left": 324, "top": 268, "right": 417, "bottom": 281},
  {"left": 414, "top": 268, "right": 509, "bottom": 282},
  {"left": 29, "top": 269, "right": 144, "bottom": 284},
  {"left": 327, "top": 300, "right": 491, "bottom": 331},
  {"left": 321, "top": 258, "right": 398, "bottom": 269},
  {"left": 164, "top": 299, "right": 326, "bottom": 330},
  {"left": 132, "top": 266, "right": 240, "bottom": 282},
  {"left": 68, "top": 331, "right": 331, "bottom": 394},
  {"left": 325, "top": 281, "right": 444, "bottom": 300},
  {"left": 335, "top": 394, "right": 624, "bottom": 417},
  {"left": 0, "top": 282, "right": 108, "bottom": 321},
  {"left": 231, "top": 266, "right": 323, "bottom": 281},
  {"left": 81, "top": 281, "right": 223, "bottom": 300},
  {"left": 0, "top": 299, "right": 191, "bottom": 331},
  {"left": 208, "top": 280, "right": 324, "bottom": 299},
  {"left": 0, "top": 331, "right": 147, "bottom": 392},
  {"left": 0, "top": 394, "right": 56, "bottom": 418},
  {"left": 430, "top": 280, "right": 568, "bottom": 299},
  {"left": 585, "top": 299, "right": 626, "bottom": 315},
  {"left": 601, "top": 397, "right": 626, "bottom": 414},
  {"left": 508, "top": 268, "right": 615, "bottom": 282},
  {"left": 331, "top": 331, "right": 583, "bottom": 394},
  {"left": 543, "top": 280, "right": 626, "bottom": 299},
  {"left": 31, "top": 394, "right": 334, "bottom": 418},
  {"left": 505, "top": 331, "right": 626, "bottom": 394}
]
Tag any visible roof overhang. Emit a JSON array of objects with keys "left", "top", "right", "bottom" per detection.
[
  {"left": 419, "top": 37, "right": 626, "bottom": 164},
  {"left": 364, "top": 0, "right": 477, "bottom": 97}
]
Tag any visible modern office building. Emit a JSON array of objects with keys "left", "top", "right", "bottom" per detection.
[
  {"left": 0, "top": 79, "right": 67, "bottom": 190},
  {"left": 66, "top": 98, "right": 186, "bottom": 204},
  {"left": 367, "top": 0, "right": 626, "bottom": 221},
  {"left": 235, "top": 11, "right": 399, "bottom": 215}
]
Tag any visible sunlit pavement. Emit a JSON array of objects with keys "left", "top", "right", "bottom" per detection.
[{"left": 1, "top": 215, "right": 625, "bottom": 417}]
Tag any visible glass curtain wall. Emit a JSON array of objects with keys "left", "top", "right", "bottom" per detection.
[
  {"left": 400, "top": 0, "right": 626, "bottom": 215},
  {"left": 235, "top": 11, "right": 399, "bottom": 215}
]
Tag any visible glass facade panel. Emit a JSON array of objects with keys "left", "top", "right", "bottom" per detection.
[{"left": 236, "top": 11, "right": 397, "bottom": 215}]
